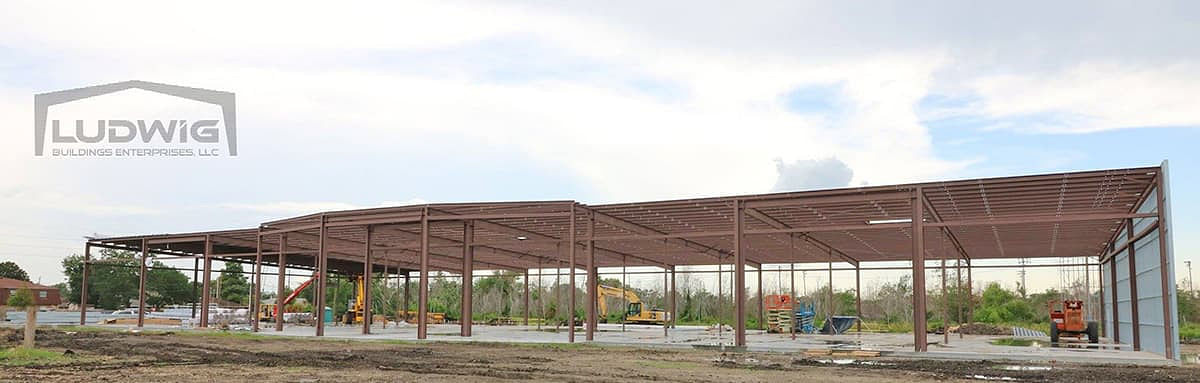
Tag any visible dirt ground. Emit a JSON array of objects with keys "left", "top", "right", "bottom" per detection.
[{"left": 2, "top": 328, "right": 1199, "bottom": 382}]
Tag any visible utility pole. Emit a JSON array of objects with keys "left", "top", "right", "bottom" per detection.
[
  {"left": 1018, "top": 258, "right": 1028, "bottom": 298},
  {"left": 1187, "top": 261, "right": 1194, "bottom": 292}
]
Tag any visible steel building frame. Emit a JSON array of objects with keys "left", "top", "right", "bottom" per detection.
[{"left": 77, "top": 163, "right": 1179, "bottom": 359}]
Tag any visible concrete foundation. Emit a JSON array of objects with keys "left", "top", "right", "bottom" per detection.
[{"left": 237, "top": 323, "right": 1172, "bottom": 366}]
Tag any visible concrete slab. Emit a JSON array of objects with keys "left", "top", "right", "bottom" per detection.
[{"left": 233, "top": 322, "right": 1172, "bottom": 366}]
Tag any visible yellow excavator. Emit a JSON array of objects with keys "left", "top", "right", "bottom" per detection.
[{"left": 597, "top": 284, "right": 669, "bottom": 325}]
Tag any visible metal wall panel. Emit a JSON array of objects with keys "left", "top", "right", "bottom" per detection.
[
  {"left": 1102, "top": 262, "right": 1113, "bottom": 338},
  {"left": 1101, "top": 169, "right": 1178, "bottom": 360},
  {"left": 1114, "top": 247, "right": 1134, "bottom": 342}
]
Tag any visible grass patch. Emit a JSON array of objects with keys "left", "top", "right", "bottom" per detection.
[
  {"left": 1180, "top": 323, "right": 1200, "bottom": 342},
  {"left": 0, "top": 347, "right": 70, "bottom": 366}
]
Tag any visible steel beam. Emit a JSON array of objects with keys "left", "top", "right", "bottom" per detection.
[
  {"left": 743, "top": 190, "right": 911, "bottom": 209},
  {"left": 591, "top": 209, "right": 743, "bottom": 265},
  {"left": 744, "top": 207, "right": 859, "bottom": 267},
  {"left": 427, "top": 212, "right": 571, "bottom": 221},
  {"left": 927, "top": 212, "right": 1157, "bottom": 228},
  {"left": 921, "top": 193, "right": 971, "bottom": 260}
]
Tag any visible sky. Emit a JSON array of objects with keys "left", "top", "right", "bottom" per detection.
[{"left": 0, "top": 1, "right": 1197, "bottom": 297}]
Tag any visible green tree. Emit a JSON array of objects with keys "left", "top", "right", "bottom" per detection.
[
  {"left": 217, "top": 262, "right": 251, "bottom": 304},
  {"left": 7, "top": 287, "right": 37, "bottom": 347},
  {"left": 475, "top": 271, "right": 519, "bottom": 316},
  {"left": 61, "top": 254, "right": 88, "bottom": 304},
  {"left": 91, "top": 251, "right": 139, "bottom": 310},
  {"left": 973, "top": 282, "right": 1035, "bottom": 323},
  {"left": 0, "top": 261, "right": 30, "bottom": 281},
  {"left": 145, "top": 261, "right": 192, "bottom": 308},
  {"left": 7, "top": 287, "right": 33, "bottom": 307},
  {"left": 1179, "top": 289, "right": 1200, "bottom": 324}
]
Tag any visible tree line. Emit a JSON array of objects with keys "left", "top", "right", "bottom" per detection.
[{"left": 27, "top": 251, "right": 1195, "bottom": 333}]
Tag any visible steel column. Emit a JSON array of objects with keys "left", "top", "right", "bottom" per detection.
[
  {"left": 1155, "top": 174, "right": 1175, "bottom": 360},
  {"left": 941, "top": 257, "right": 948, "bottom": 345},
  {"left": 670, "top": 266, "right": 677, "bottom": 329},
  {"left": 912, "top": 188, "right": 927, "bottom": 352},
  {"left": 201, "top": 235, "right": 213, "bottom": 328},
  {"left": 827, "top": 250, "right": 833, "bottom": 325},
  {"left": 275, "top": 234, "right": 287, "bottom": 332},
  {"left": 316, "top": 215, "right": 328, "bottom": 337},
  {"left": 252, "top": 232, "right": 263, "bottom": 332},
  {"left": 461, "top": 221, "right": 473, "bottom": 337},
  {"left": 757, "top": 267, "right": 764, "bottom": 331},
  {"left": 191, "top": 257, "right": 198, "bottom": 320},
  {"left": 523, "top": 269, "right": 530, "bottom": 326},
  {"left": 855, "top": 266, "right": 861, "bottom": 332},
  {"left": 362, "top": 225, "right": 372, "bottom": 335},
  {"left": 586, "top": 211, "right": 596, "bottom": 341},
  {"left": 790, "top": 262, "right": 797, "bottom": 339},
  {"left": 79, "top": 243, "right": 91, "bottom": 325},
  {"left": 956, "top": 258, "right": 963, "bottom": 338},
  {"left": 403, "top": 273, "right": 410, "bottom": 322},
  {"left": 568, "top": 204, "right": 577, "bottom": 343},
  {"left": 1126, "top": 218, "right": 1141, "bottom": 351},
  {"left": 418, "top": 208, "right": 430, "bottom": 340},
  {"left": 1110, "top": 252, "right": 1121, "bottom": 343},
  {"left": 1098, "top": 256, "right": 1106, "bottom": 338},
  {"left": 967, "top": 259, "right": 973, "bottom": 324},
  {"left": 663, "top": 266, "right": 669, "bottom": 338},
  {"left": 537, "top": 259, "right": 543, "bottom": 330},
  {"left": 734, "top": 200, "right": 746, "bottom": 347},
  {"left": 137, "top": 238, "right": 147, "bottom": 328}
]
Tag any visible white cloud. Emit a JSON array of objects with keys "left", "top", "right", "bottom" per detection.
[
  {"left": 771, "top": 158, "right": 853, "bottom": 192},
  {"left": 969, "top": 62, "right": 1200, "bottom": 133},
  {"left": 0, "top": 1, "right": 1196, "bottom": 288}
]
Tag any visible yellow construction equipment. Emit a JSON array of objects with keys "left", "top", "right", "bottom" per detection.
[
  {"left": 597, "top": 284, "right": 668, "bottom": 325},
  {"left": 344, "top": 275, "right": 367, "bottom": 324}
]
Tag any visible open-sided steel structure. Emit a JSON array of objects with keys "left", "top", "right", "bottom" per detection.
[{"left": 78, "top": 162, "right": 1180, "bottom": 359}]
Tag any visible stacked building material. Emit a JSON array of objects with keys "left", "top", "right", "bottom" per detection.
[{"left": 764, "top": 294, "right": 794, "bottom": 333}]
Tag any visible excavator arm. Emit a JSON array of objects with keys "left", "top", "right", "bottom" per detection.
[{"left": 276, "top": 275, "right": 317, "bottom": 318}]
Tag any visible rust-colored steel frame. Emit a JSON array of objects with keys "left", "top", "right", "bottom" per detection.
[{"left": 80, "top": 165, "right": 1174, "bottom": 356}]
